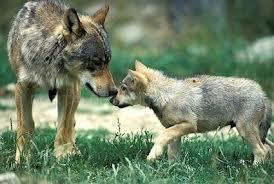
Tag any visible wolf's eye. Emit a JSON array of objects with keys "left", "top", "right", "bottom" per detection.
[
  {"left": 87, "top": 66, "right": 95, "bottom": 72},
  {"left": 94, "top": 62, "right": 101, "bottom": 67},
  {"left": 94, "top": 60, "right": 102, "bottom": 67},
  {"left": 93, "top": 57, "right": 102, "bottom": 67}
]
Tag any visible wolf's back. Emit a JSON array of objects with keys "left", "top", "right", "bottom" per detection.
[
  {"left": 7, "top": 1, "right": 66, "bottom": 64},
  {"left": 7, "top": 0, "right": 68, "bottom": 85}
]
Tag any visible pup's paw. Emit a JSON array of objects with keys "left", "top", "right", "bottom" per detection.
[
  {"left": 147, "top": 145, "right": 163, "bottom": 162},
  {"left": 264, "top": 144, "right": 273, "bottom": 158}
]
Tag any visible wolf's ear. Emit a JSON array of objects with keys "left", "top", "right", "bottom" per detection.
[
  {"left": 92, "top": 4, "right": 109, "bottom": 26},
  {"left": 63, "top": 8, "right": 85, "bottom": 38},
  {"left": 128, "top": 70, "right": 148, "bottom": 85},
  {"left": 135, "top": 60, "right": 148, "bottom": 73}
]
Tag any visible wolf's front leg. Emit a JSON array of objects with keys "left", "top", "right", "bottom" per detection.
[
  {"left": 147, "top": 122, "right": 197, "bottom": 161},
  {"left": 15, "top": 83, "right": 36, "bottom": 164},
  {"left": 54, "top": 80, "right": 80, "bottom": 158}
]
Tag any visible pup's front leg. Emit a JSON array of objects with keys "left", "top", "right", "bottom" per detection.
[
  {"left": 167, "top": 138, "right": 181, "bottom": 160},
  {"left": 54, "top": 81, "right": 81, "bottom": 158},
  {"left": 147, "top": 122, "right": 196, "bottom": 161}
]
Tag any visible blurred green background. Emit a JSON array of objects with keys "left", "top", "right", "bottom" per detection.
[{"left": 0, "top": 0, "right": 274, "bottom": 98}]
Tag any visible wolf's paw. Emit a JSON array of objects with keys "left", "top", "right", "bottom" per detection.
[
  {"left": 54, "top": 143, "right": 81, "bottom": 159},
  {"left": 147, "top": 145, "right": 164, "bottom": 162}
]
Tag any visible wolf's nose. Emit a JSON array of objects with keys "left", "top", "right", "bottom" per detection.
[{"left": 109, "top": 89, "right": 118, "bottom": 96}]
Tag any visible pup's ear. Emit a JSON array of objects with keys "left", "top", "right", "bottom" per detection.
[
  {"left": 63, "top": 8, "right": 85, "bottom": 39},
  {"left": 91, "top": 4, "right": 109, "bottom": 26},
  {"left": 135, "top": 60, "right": 148, "bottom": 73},
  {"left": 128, "top": 69, "right": 148, "bottom": 85}
]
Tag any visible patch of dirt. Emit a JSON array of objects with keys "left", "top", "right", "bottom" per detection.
[
  {"left": 0, "top": 96, "right": 273, "bottom": 139},
  {"left": 0, "top": 96, "right": 163, "bottom": 134}
]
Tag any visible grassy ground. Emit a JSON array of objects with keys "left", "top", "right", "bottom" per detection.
[{"left": 0, "top": 128, "right": 273, "bottom": 184}]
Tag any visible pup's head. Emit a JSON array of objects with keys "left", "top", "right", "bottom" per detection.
[
  {"left": 61, "top": 5, "right": 117, "bottom": 97},
  {"left": 110, "top": 61, "right": 150, "bottom": 108}
]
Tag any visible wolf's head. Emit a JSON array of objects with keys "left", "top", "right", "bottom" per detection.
[
  {"left": 61, "top": 5, "right": 117, "bottom": 97},
  {"left": 110, "top": 61, "right": 152, "bottom": 108}
]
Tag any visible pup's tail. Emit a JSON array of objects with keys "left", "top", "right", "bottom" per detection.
[{"left": 259, "top": 98, "right": 272, "bottom": 144}]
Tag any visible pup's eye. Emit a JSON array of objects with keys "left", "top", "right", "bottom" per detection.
[{"left": 121, "top": 86, "right": 127, "bottom": 91}]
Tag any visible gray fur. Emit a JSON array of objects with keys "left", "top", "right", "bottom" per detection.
[
  {"left": 8, "top": 0, "right": 111, "bottom": 90},
  {"left": 260, "top": 99, "right": 272, "bottom": 143},
  {"left": 8, "top": 0, "right": 116, "bottom": 163},
  {"left": 112, "top": 62, "right": 273, "bottom": 164},
  {"left": 145, "top": 72, "right": 271, "bottom": 134}
]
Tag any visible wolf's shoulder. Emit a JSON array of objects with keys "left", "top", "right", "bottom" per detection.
[
  {"left": 22, "top": 0, "right": 67, "bottom": 9},
  {"left": 17, "top": 0, "right": 67, "bottom": 20}
]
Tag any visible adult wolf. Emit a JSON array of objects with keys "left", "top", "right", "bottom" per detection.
[
  {"left": 7, "top": 0, "right": 117, "bottom": 163},
  {"left": 111, "top": 61, "right": 273, "bottom": 165}
]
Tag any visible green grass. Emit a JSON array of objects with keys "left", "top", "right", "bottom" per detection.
[
  {"left": 0, "top": 128, "right": 273, "bottom": 183},
  {"left": 0, "top": 102, "right": 15, "bottom": 111},
  {"left": 0, "top": 48, "right": 15, "bottom": 86},
  {"left": 109, "top": 41, "right": 274, "bottom": 99}
]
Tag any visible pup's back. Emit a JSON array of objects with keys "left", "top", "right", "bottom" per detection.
[
  {"left": 189, "top": 76, "right": 270, "bottom": 136},
  {"left": 199, "top": 76, "right": 265, "bottom": 113}
]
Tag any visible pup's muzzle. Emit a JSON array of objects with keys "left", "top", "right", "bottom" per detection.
[
  {"left": 109, "top": 96, "right": 117, "bottom": 105},
  {"left": 110, "top": 97, "right": 130, "bottom": 108}
]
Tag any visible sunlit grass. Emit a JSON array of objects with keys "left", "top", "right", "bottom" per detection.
[{"left": 0, "top": 128, "right": 273, "bottom": 183}]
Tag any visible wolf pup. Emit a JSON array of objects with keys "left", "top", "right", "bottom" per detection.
[
  {"left": 8, "top": 0, "right": 117, "bottom": 163},
  {"left": 110, "top": 61, "right": 273, "bottom": 165}
]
